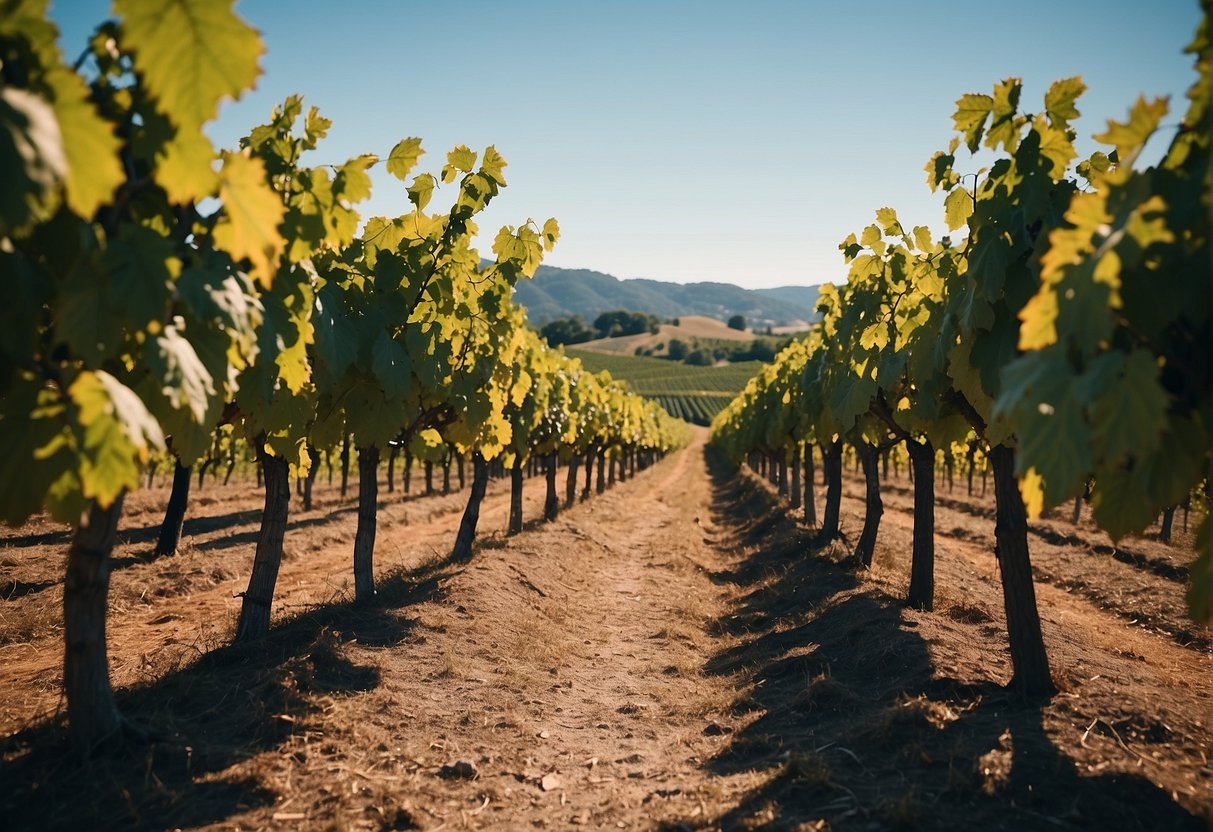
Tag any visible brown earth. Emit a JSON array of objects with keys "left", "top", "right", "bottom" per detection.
[
  {"left": 574, "top": 316, "right": 757, "bottom": 356},
  {"left": 1, "top": 433, "right": 1210, "bottom": 831}
]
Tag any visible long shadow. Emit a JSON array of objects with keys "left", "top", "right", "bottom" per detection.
[
  {"left": 672, "top": 449, "right": 1203, "bottom": 831},
  {"left": 0, "top": 558, "right": 455, "bottom": 831}
]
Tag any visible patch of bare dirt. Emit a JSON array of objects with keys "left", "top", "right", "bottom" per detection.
[{"left": 1, "top": 436, "right": 1210, "bottom": 830}]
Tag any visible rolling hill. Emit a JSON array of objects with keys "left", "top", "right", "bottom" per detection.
[{"left": 511, "top": 264, "right": 821, "bottom": 328}]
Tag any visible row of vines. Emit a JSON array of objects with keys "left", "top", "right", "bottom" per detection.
[
  {"left": 711, "top": 15, "right": 1210, "bottom": 698},
  {"left": 0, "top": 1, "right": 689, "bottom": 753}
]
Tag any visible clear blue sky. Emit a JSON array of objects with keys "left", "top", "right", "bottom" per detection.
[{"left": 53, "top": 1, "right": 1203, "bottom": 289}]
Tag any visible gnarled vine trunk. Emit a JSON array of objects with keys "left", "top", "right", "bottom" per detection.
[
  {"left": 509, "top": 458, "right": 524, "bottom": 535},
  {"left": 452, "top": 453, "right": 489, "bottom": 561},
  {"left": 989, "top": 443, "right": 1055, "bottom": 699},
  {"left": 819, "top": 438, "right": 843, "bottom": 540},
  {"left": 790, "top": 446, "right": 802, "bottom": 509},
  {"left": 235, "top": 447, "right": 290, "bottom": 643},
  {"left": 906, "top": 439, "right": 935, "bottom": 610},
  {"left": 339, "top": 432, "right": 351, "bottom": 498},
  {"left": 155, "top": 460, "right": 191, "bottom": 557},
  {"left": 544, "top": 454, "right": 559, "bottom": 521},
  {"left": 854, "top": 442, "right": 883, "bottom": 567},
  {"left": 353, "top": 445, "right": 380, "bottom": 602},
  {"left": 64, "top": 495, "right": 125, "bottom": 753},
  {"left": 803, "top": 443, "right": 817, "bottom": 526},
  {"left": 565, "top": 456, "right": 580, "bottom": 508}
]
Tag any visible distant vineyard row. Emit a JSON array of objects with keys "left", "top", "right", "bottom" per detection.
[{"left": 568, "top": 351, "right": 758, "bottom": 425}]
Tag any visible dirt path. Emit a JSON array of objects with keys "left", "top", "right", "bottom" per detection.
[{"left": 2, "top": 435, "right": 1210, "bottom": 830}]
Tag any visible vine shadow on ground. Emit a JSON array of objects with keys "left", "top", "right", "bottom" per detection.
[
  {"left": 0, "top": 558, "right": 456, "bottom": 831},
  {"left": 664, "top": 448, "right": 1202, "bottom": 832}
]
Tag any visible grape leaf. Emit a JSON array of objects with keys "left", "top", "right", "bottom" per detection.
[
  {"left": 386, "top": 137, "right": 423, "bottom": 181},
  {"left": 214, "top": 152, "right": 285, "bottom": 287},
  {"left": 116, "top": 0, "right": 263, "bottom": 128}
]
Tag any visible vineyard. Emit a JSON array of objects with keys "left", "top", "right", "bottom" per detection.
[
  {"left": 569, "top": 351, "right": 760, "bottom": 425},
  {"left": 1, "top": 3, "right": 1211, "bottom": 832}
]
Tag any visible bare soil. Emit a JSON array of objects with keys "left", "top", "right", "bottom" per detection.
[{"left": 1, "top": 435, "right": 1210, "bottom": 831}]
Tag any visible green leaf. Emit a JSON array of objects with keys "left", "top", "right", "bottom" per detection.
[
  {"left": 0, "top": 378, "right": 75, "bottom": 525},
  {"left": 372, "top": 332, "right": 412, "bottom": 398},
  {"left": 213, "top": 152, "right": 285, "bottom": 287},
  {"left": 1087, "top": 349, "right": 1167, "bottom": 467},
  {"left": 147, "top": 325, "right": 215, "bottom": 423},
  {"left": 116, "top": 0, "right": 263, "bottom": 128},
  {"left": 912, "top": 225, "right": 933, "bottom": 252},
  {"left": 103, "top": 224, "right": 178, "bottom": 329},
  {"left": 0, "top": 87, "right": 66, "bottom": 231},
  {"left": 1090, "top": 466, "right": 1158, "bottom": 541},
  {"left": 313, "top": 284, "right": 358, "bottom": 375},
  {"left": 827, "top": 372, "right": 876, "bottom": 431},
  {"left": 44, "top": 66, "right": 124, "bottom": 218},
  {"left": 71, "top": 369, "right": 164, "bottom": 506},
  {"left": 386, "top": 137, "right": 424, "bottom": 182},
  {"left": 998, "top": 353, "right": 1091, "bottom": 505}
]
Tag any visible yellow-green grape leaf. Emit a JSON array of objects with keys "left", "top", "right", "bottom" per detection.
[
  {"left": 214, "top": 152, "right": 285, "bottom": 288},
  {"left": 155, "top": 128, "right": 218, "bottom": 203},
  {"left": 335, "top": 154, "right": 376, "bottom": 203},
  {"left": 912, "top": 225, "right": 933, "bottom": 252},
  {"left": 44, "top": 67, "right": 123, "bottom": 218},
  {"left": 953, "top": 92, "right": 993, "bottom": 152},
  {"left": 1017, "top": 287, "right": 1058, "bottom": 350},
  {"left": 874, "top": 206, "right": 901, "bottom": 235},
  {"left": 116, "top": 0, "right": 263, "bottom": 128},
  {"left": 1093, "top": 95, "right": 1169, "bottom": 163},
  {"left": 1033, "top": 116, "right": 1077, "bottom": 180},
  {"left": 71, "top": 369, "right": 164, "bottom": 506},
  {"left": 985, "top": 77, "right": 1023, "bottom": 151},
  {"left": 481, "top": 144, "right": 507, "bottom": 185},
  {"left": 386, "top": 137, "right": 423, "bottom": 182},
  {"left": 1043, "top": 76, "right": 1086, "bottom": 129},
  {"left": 442, "top": 144, "right": 477, "bottom": 183},
  {"left": 944, "top": 187, "right": 973, "bottom": 231},
  {"left": 860, "top": 223, "right": 882, "bottom": 247},
  {"left": 542, "top": 217, "right": 560, "bottom": 252},
  {"left": 407, "top": 172, "right": 435, "bottom": 211},
  {"left": 1018, "top": 467, "right": 1046, "bottom": 519}
]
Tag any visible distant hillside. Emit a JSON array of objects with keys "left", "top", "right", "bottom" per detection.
[
  {"left": 754, "top": 285, "right": 821, "bottom": 316},
  {"left": 573, "top": 315, "right": 756, "bottom": 356},
  {"left": 512, "top": 264, "right": 821, "bottom": 328}
]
